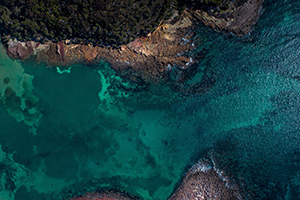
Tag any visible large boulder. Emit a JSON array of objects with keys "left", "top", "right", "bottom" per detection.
[{"left": 169, "top": 155, "right": 244, "bottom": 200}]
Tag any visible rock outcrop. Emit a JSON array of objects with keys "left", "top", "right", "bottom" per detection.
[
  {"left": 5, "top": 11, "right": 195, "bottom": 82},
  {"left": 4, "top": 0, "right": 264, "bottom": 83},
  {"left": 192, "top": 0, "right": 264, "bottom": 36},
  {"left": 169, "top": 154, "right": 244, "bottom": 200}
]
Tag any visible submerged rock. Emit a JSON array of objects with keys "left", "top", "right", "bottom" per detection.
[{"left": 0, "top": 43, "right": 42, "bottom": 127}]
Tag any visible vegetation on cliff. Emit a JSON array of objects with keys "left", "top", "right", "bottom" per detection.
[{"left": 0, "top": 0, "right": 230, "bottom": 47}]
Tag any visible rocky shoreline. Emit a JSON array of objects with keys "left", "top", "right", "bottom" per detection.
[
  {"left": 192, "top": 0, "right": 264, "bottom": 36},
  {"left": 5, "top": 10, "right": 195, "bottom": 83},
  {"left": 2, "top": 0, "right": 264, "bottom": 199},
  {"left": 169, "top": 153, "right": 245, "bottom": 200},
  {"left": 3, "top": 0, "right": 264, "bottom": 83},
  {"left": 68, "top": 153, "right": 245, "bottom": 200},
  {"left": 63, "top": 1, "right": 265, "bottom": 198}
]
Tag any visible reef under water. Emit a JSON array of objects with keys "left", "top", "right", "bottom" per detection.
[{"left": 0, "top": 0, "right": 300, "bottom": 199}]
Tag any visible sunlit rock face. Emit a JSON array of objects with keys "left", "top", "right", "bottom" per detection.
[
  {"left": 3, "top": 11, "right": 196, "bottom": 83},
  {"left": 0, "top": 42, "right": 42, "bottom": 127},
  {"left": 1, "top": 0, "right": 265, "bottom": 84}
]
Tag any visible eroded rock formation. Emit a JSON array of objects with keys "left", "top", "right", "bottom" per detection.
[
  {"left": 192, "top": 0, "right": 264, "bottom": 36},
  {"left": 5, "top": 11, "right": 195, "bottom": 82},
  {"left": 4, "top": 0, "right": 264, "bottom": 82},
  {"left": 169, "top": 154, "right": 244, "bottom": 200}
]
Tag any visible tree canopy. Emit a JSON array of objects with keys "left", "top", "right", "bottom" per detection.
[{"left": 0, "top": 0, "right": 230, "bottom": 47}]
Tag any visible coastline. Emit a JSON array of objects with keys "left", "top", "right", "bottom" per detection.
[
  {"left": 191, "top": 0, "right": 264, "bottom": 36},
  {"left": 66, "top": 153, "right": 247, "bottom": 200},
  {"left": 169, "top": 153, "right": 245, "bottom": 200},
  {"left": 4, "top": 10, "right": 195, "bottom": 83},
  {"left": 3, "top": 0, "right": 264, "bottom": 83},
  {"left": 0, "top": 0, "right": 265, "bottom": 199}
]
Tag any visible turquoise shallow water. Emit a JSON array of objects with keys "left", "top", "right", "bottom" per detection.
[{"left": 0, "top": 0, "right": 300, "bottom": 199}]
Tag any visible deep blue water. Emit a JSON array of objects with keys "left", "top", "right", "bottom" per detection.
[{"left": 0, "top": 0, "right": 300, "bottom": 199}]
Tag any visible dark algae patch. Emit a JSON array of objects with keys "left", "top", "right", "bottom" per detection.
[{"left": 3, "top": 77, "right": 10, "bottom": 84}]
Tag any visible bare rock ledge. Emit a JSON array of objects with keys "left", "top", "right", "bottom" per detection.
[{"left": 4, "top": 0, "right": 264, "bottom": 83}]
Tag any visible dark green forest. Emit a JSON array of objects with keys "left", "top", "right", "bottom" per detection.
[{"left": 0, "top": 0, "right": 230, "bottom": 47}]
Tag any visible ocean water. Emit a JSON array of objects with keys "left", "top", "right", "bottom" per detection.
[{"left": 0, "top": 0, "right": 300, "bottom": 199}]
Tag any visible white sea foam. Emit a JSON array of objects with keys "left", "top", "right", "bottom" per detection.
[
  {"left": 182, "top": 38, "right": 189, "bottom": 43},
  {"left": 190, "top": 159, "right": 212, "bottom": 173}
]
